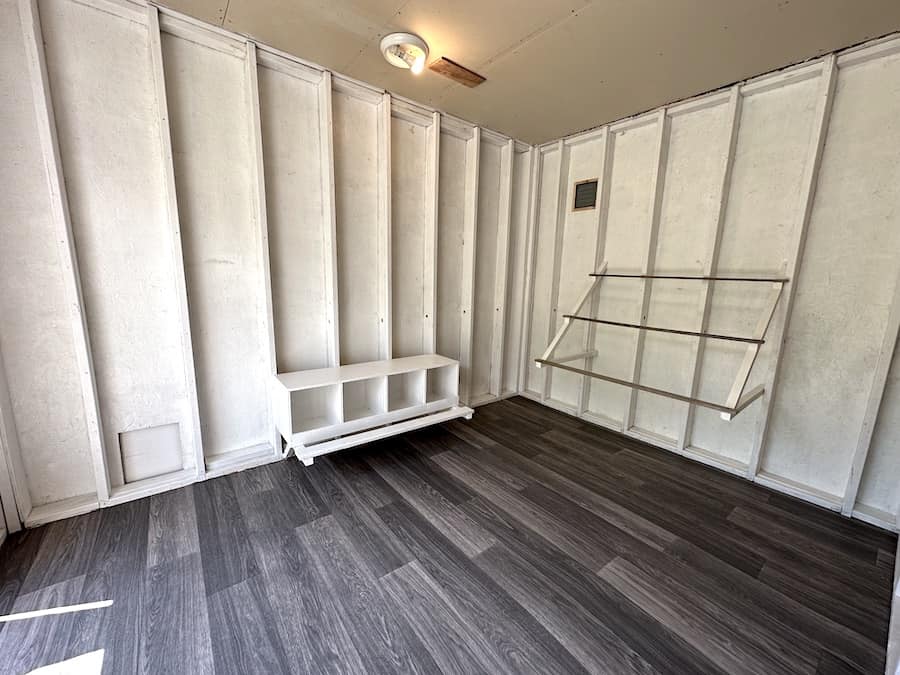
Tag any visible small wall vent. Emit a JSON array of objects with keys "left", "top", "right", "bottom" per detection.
[
  {"left": 573, "top": 179, "right": 599, "bottom": 211},
  {"left": 119, "top": 423, "right": 182, "bottom": 483}
]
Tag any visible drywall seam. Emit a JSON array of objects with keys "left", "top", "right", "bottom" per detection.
[
  {"left": 318, "top": 71, "right": 341, "bottom": 368},
  {"left": 148, "top": 4, "right": 204, "bottom": 480},
  {"left": 378, "top": 92, "right": 392, "bottom": 361},
  {"left": 541, "top": 139, "right": 569, "bottom": 402},
  {"left": 245, "top": 41, "right": 280, "bottom": 460},
  {"left": 517, "top": 148, "right": 541, "bottom": 393},
  {"left": 423, "top": 112, "right": 440, "bottom": 354},
  {"left": 489, "top": 139, "right": 515, "bottom": 396},
  {"left": 458, "top": 128, "right": 481, "bottom": 405}
]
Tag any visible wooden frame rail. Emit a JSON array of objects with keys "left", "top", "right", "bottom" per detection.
[
  {"left": 535, "top": 359, "right": 766, "bottom": 416},
  {"left": 538, "top": 261, "right": 788, "bottom": 420},
  {"left": 589, "top": 272, "right": 789, "bottom": 283},
  {"left": 563, "top": 315, "right": 764, "bottom": 345}
]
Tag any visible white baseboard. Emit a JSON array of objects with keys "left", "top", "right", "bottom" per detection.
[
  {"left": 25, "top": 493, "right": 100, "bottom": 527},
  {"left": 204, "top": 443, "right": 278, "bottom": 479},
  {"left": 851, "top": 502, "right": 899, "bottom": 533},
  {"left": 753, "top": 471, "right": 843, "bottom": 512}
]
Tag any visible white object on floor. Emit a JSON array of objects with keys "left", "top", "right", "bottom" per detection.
[{"left": 272, "top": 355, "right": 473, "bottom": 465}]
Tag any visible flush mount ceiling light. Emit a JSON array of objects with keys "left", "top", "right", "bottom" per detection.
[{"left": 380, "top": 32, "right": 429, "bottom": 75}]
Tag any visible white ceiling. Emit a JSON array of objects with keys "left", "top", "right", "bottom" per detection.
[{"left": 160, "top": 0, "right": 900, "bottom": 144}]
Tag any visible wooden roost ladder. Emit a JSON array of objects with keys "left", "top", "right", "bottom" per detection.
[{"left": 536, "top": 261, "right": 789, "bottom": 420}]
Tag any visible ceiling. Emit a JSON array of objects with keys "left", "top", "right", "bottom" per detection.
[{"left": 159, "top": 0, "right": 900, "bottom": 144}]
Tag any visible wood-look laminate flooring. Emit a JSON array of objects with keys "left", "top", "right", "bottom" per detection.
[{"left": 0, "top": 397, "right": 895, "bottom": 674}]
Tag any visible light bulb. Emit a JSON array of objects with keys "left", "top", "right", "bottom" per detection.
[{"left": 380, "top": 33, "right": 429, "bottom": 76}]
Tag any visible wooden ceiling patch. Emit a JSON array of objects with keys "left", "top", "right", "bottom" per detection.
[{"left": 428, "top": 57, "right": 486, "bottom": 88}]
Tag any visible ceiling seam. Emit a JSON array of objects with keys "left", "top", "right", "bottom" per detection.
[{"left": 219, "top": 0, "right": 231, "bottom": 27}]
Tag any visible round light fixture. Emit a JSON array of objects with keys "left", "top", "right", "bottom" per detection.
[{"left": 380, "top": 32, "right": 429, "bottom": 75}]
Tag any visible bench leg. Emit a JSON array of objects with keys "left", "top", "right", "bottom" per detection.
[{"left": 300, "top": 457, "right": 314, "bottom": 467}]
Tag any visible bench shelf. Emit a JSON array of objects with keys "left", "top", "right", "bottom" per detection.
[{"left": 272, "top": 355, "right": 473, "bottom": 464}]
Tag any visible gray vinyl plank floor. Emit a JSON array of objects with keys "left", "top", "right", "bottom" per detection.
[{"left": 0, "top": 397, "right": 895, "bottom": 674}]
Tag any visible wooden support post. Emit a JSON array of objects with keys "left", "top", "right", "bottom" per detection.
[
  {"left": 748, "top": 55, "right": 837, "bottom": 479},
  {"left": 841, "top": 266, "right": 900, "bottom": 515},
  {"left": 542, "top": 139, "right": 569, "bottom": 402},
  {"left": 720, "top": 281, "right": 784, "bottom": 417},
  {"left": 147, "top": 4, "right": 205, "bottom": 480},
  {"left": 624, "top": 109, "right": 670, "bottom": 429},
  {"left": 538, "top": 271, "right": 605, "bottom": 365},
  {"left": 459, "top": 127, "right": 481, "bottom": 405},
  {"left": 423, "top": 112, "right": 440, "bottom": 354},
  {"left": 244, "top": 41, "right": 280, "bottom": 459},
  {"left": 377, "top": 93, "right": 392, "bottom": 360},
  {"left": 517, "top": 148, "right": 540, "bottom": 393},
  {"left": 489, "top": 139, "right": 515, "bottom": 397},
  {"left": 679, "top": 85, "right": 742, "bottom": 450},
  {"left": 0, "top": 350, "right": 26, "bottom": 532},
  {"left": 578, "top": 128, "right": 614, "bottom": 416},
  {"left": 20, "top": 0, "right": 110, "bottom": 499},
  {"left": 318, "top": 71, "right": 341, "bottom": 367}
]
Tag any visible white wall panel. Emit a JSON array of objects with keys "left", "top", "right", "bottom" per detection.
[
  {"left": 0, "top": 0, "right": 94, "bottom": 505},
  {"left": 632, "top": 103, "right": 731, "bottom": 441},
  {"left": 391, "top": 117, "right": 427, "bottom": 358},
  {"left": 258, "top": 65, "right": 330, "bottom": 372},
  {"left": 470, "top": 140, "right": 502, "bottom": 399},
  {"left": 524, "top": 147, "right": 560, "bottom": 396},
  {"left": 690, "top": 77, "right": 819, "bottom": 463},
  {"left": 1, "top": 0, "right": 527, "bottom": 522},
  {"left": 502, "top": 150, "right": 532, "bottom": 394},
  {"left": 858, "top": 338, "right": 900, "bottom": 517},
  {"left": 435, "top": 132, "right": 468, "bottom": 360},
  {"left": 762, "top": 52, "right": 900, "bottom": 496},
  {"left": 548, "top": 137, "right": 607, "bottom": 408},
  {"left": 333, "top": 90, "right": 381, "bottom": 364},
  {"left": 42, "top": 0, "right": 194, "bottom": 486},
  {"left": 527, "top": 39, "right": 900, "bottom": 528},
  {"left": 586, "top": 121, "right": 659, "bottom": 424},
  {"left": 163, "top": 34, "right": 269, "bottom": 460}
]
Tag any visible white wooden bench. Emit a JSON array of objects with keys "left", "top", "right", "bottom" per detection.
[{"left": 272, "top": 355, "right": 473, "bottom": 465}]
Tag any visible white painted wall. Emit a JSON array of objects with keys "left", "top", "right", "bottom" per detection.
[
  {"left": 258, "top": 61, "right": 330, "bottom": 373},
  {"left": 163, "top": 33, "right": 270, "bottom": 462},
  {"left": 527, "top": 38, "right": 900, "bottom": 530},
  {"left": 435, "top": 130, "right": 469, "bottom": 360},
  {"left": 470, "top": 139, "right": 502, "bottom": 401},
  {"left": 391, "top": 115, "right": 428, "bottom": 358},
  {"left": 0, "top": 0, "right": 529, "bottom": 526},
  {"left": 43, "top": 0, "right": 196, "bottom": 489},
  {"left": 0, "top": 0, "right": 94, "bottom": 506}
]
